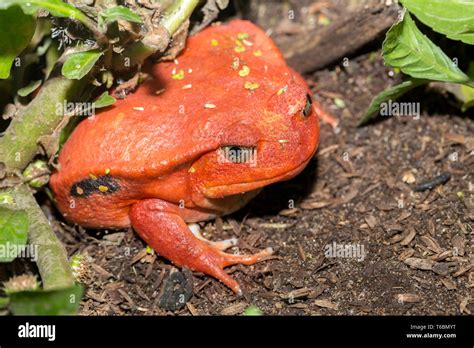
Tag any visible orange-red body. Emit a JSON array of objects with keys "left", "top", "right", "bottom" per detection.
[{"left": 51, "top": 20, "right": 322, "bottom": 294}]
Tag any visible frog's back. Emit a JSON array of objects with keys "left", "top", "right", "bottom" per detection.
[{"left": 56, "top": 20, "right": 297, "bottom": 179}]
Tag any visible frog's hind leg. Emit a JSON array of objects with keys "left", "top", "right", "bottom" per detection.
[
  {"left": 187, "top": 223, "right": 238, "bottom": 251},
  {"left": 130, "top": 199, "right": 273, "bottom": 295}
]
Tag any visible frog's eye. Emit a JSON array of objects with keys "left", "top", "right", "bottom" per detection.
[
  {"left": 302, "top": 93, "right": 313, "bottom": 118},
  {"left": 220, "top": 146, "right": 256, "bottom": 164}
]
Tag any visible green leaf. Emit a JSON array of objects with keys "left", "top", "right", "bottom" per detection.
[
  {"left": 17, "top": 80, "right": 42, "bottom": 97},
  {"left": 457, "top": 84, "right": 474, "bottom": 111},
  {"left": 383, "top": 11, "right": 470, "bottom": 84},
  {"left": 0, "top": 6, "right": 36, "bottom": 79},
  {"left": 94, "top": 91, "right": 116, "bottom": 108},
  {"left": 61, "top": 49, "right": 102, "bottom": 80},
  {"left": 0, "top": 297, "right": 9, "bottom": 309},
  {"left": 9, "top": 284, "right": 83, "bottom": 315},
  {"left": 401, "top": 0, "right": 474, "bottom": 45},
  {"left": 0, "top": 0, "right": 92, "bottom": 28},
  {"left": 98, "top": 5, "right": 143, "bottom": 31},
  {"left": 0, "top": 207, "right": 29, "bottom": 262},
  {"left": 358, "top": 79, "right": 427, "bottom": 126},
  {"left": 243, "top": 305, "right": 263, "bottom": 316}
]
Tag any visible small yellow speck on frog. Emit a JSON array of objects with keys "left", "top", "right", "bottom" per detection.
[
  {"left": 244, "top": 81, "right": 260, "bottom": 90},
  {"left": 234, "top": 40, "right": 245, "bottom": 53},
  {"left": 204, "top": 103, "right": 216, "bottom": 108},
  {"left": 188, "top": 167, "right": 196, "bottom": 173},
  {"left": 89, "top": 173, "right": 97, "bottom": 180},
  {"left": 98, "top": 185, "right": 108, "bottom": 193},
  {"left": 105, "top": 168, "right": 111, "bottom": 175},
  {"left": 253, "top": 50, "right": 262, "bottom": 57},
  {"left": 237, "top": 32, "right": 249, "bottom": 40},
  {"left": 277, "top": 85, "right": 288, "bottom": 95},
  {"left": 231, "top": 58, "right": 240, "bottom": 70},
  {"left": 171, "top": 69, "right": 185, "bottom": 80},
  {"left": 211, "top": 39, "right": 218, "bottom": 46},
  {"left": 239, "top": 65, "right": 250, "bottom": 77}
]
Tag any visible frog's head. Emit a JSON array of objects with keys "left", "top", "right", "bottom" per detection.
[{"left": 189, "top": 73, "right": 320, "bottom": 201}]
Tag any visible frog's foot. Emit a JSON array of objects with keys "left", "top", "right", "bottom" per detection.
[
  {"left": 130, "top": 200, "right": 273, "bottom": 295},
  {"left": 188, "top": 223, "right": 238, "bottom": 251}
]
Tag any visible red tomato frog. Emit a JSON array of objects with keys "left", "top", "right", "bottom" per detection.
[{"left": 51, "top": 20, "right": 324, "bottom": 295}]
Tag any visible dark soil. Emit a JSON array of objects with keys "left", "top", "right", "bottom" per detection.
[{"left": 39, "top": 1, "right": 474, "bottom": 315}]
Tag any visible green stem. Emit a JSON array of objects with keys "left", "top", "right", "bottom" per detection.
[
  {"left": 115, "top": 0, "right": 199, "bottom": 69},
  {"left": 0, "top": 75, "right": 88, "bottom": 172},
  {"left": 161, "top": 0, "right": 200, "bottom": 36},
  {"left": 9, "top": 184, "right": 74, "bottom": 290}
]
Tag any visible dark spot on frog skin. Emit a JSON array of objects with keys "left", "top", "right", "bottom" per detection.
[{"left": 70, "top": 175, "right": 120, "bottom": 197}]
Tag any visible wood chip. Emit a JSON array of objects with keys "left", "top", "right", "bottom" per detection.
[
  {"left": 91, "top": 264, "right": 114, "bottom": 279},
  {"left": 427, "top": 219, "right": 436, "bottom": 235},
  {"left": 278, "top": 208, "right": 299, "bottom": 216},
  {"left": 384, "top": 222, "right": 404, "bottom": 233},
  {"left": 420, "top": 235, "right": 443, "bottom": 254},
  {"left": 131, "top": 248, "right": 148, "bottom": 265},
  {"left": 400, "top": 228, "right": 416, "bottom": 246},
  {"left": 318, "top": 144, "right": 339, "bottom": 156},
  {"left": 334, "top": 156, "right": 354, "bottom": 173},
  {"left": 280, "top": 287, "right": 315, "bottom": 301},
  {"left": 404, "top": 257, "right": 434, "bottom": 271},
  {"left": 186, "top": 302, "right": 199, "bottom": 316},
  {"left": 136, "top": 286, "right": 150, "bottom": 302},
  {"left": 297, "top": 242, "right": 306, "bottom": 261},
  {"left": 118, "top": 289, "right": 135, "bottom": 307},
  {"left": 432, "top": 250, "right": 452, "bottom": 262},
  {"left": 300, "top": 200, "right": 331, "bottom": 210},
  {"left": 452, "top": 263, "right": 473, "bottom": 277},
  {"left": 332, "top": 185, "right": 360, "bottom": 206},
  {"left": 389, "top": 232, "right": 404, "bottom": 244},
  {"left": 375, "top": 202, "right": 395, "bottom": 211},
  {"left": 396, "top": 211, "right": 412, "bottom": 221},
  {"left": 398, "top": 248, "right": 415, "bottom": 261},
  {"left": 220, "top": 302, "right": 247, "bottom": 315},
  {"left": 314, "top": 299, "right": 338, "bottom": 310},
  {"left": 396, "top": 293, "right": 421, "bottom": 303},
  {"left": 215, "top": 216, "right": 223, "bottom": 235},
  {"left": 456, "top": 220, "right": 469, "bottom": 235},
  {"left": 228, "top": 218, "right": 243, "bottom": 236},
  {"left": 364, "top": 215, "right": 378, "bottom": 229},
  {"left": 451, "top": 234, "right": 465, "bottom": 256},
  {"left": 102, "top": 232, "right": 125, "bottom": 244},
  {"left": 259, "top": 222, "right": 293, "bottom": 229},
  {"left": 86, "top": 290, "right": 106, "bottom": 303},
  {"left": 460, "top": 297, "right": 471, "bottom": 314},
  {"left": 440, "top": 278, "right": 457, "bottom": 290}
]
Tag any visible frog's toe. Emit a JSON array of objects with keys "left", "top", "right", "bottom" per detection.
[
  {"left": 220, "top": 247, "right": 274, "bottom": 267},
  {"left": 210, "top": 237, "right": 239, "bottom": 251},
  {"left": 202, "top": 247, "right": 272, "bottom": 294},
  {"left": 188, "top": 222, "right": 239, "bottom": 251}
]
